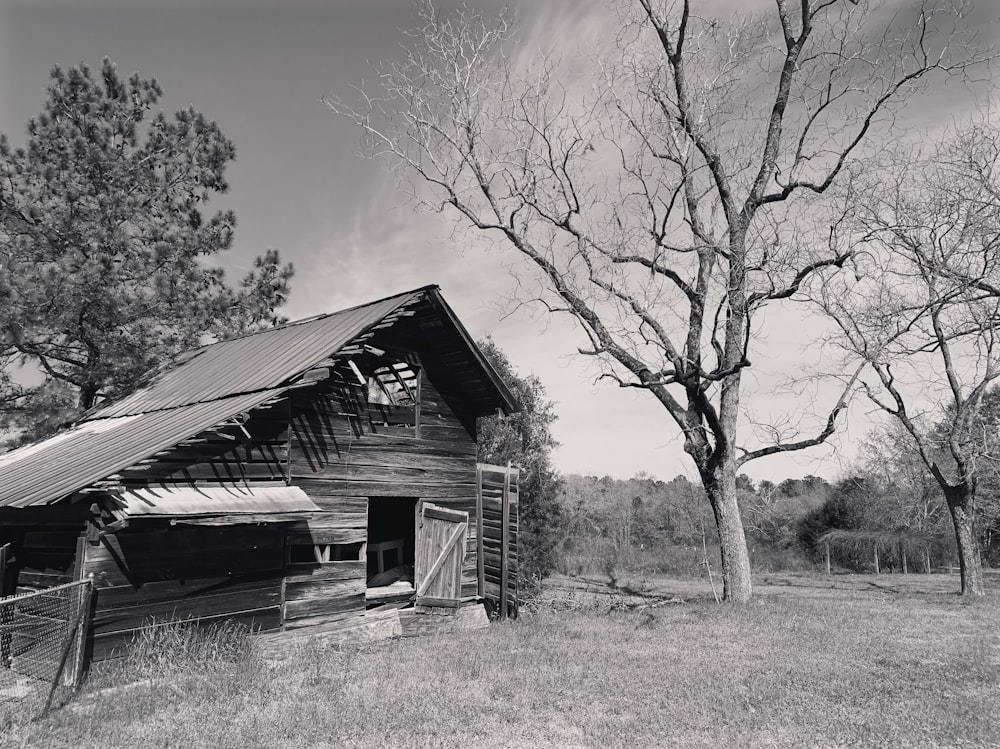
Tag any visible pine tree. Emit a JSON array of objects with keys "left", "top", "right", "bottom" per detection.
[{"left": 0, "top": 59, "right": 293, "bottom": 445}]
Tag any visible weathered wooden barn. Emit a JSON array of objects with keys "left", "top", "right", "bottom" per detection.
[{"left": 0, "top": 286, "right": 520, "bottom": 661}]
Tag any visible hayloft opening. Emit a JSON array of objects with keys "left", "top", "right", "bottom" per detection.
[
  {"left": 367, "top": 362, "right": 418, "bottom": 407},
  {"left": 363, "top": 360, "right": 420, "bottom": 436}
]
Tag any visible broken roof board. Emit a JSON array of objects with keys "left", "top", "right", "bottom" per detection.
[{"left": 112, "top": 485, "right": 319, "bottom": 519}]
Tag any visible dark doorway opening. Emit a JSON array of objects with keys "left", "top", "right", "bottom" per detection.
[{"left": 366, "top": 497, "right": 417, "bottom": 588}]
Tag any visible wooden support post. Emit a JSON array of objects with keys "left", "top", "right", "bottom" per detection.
[
  {"left": 414, "top": 366, "right": 422, "bottom": 440},
  {"left": 476, "top": 465, "right": 484, "bottom": 600},
  {"left": 280, "top": 534, "right": 288, "bottom": 630},
  {"left": 64, "top": 577, "right": 93, "bottom": 688},
  {"left": 284, "top": 397, "right": 293, "bottom": 483},
  {"left": 86, "top": 504, "right": 102, "bottom": 546},
  {"left": 73, "top": 534, "right": 88, "bottom": 582},
  {"left": 0, "top": 542, "right": 10, "bottom": 668},
  {"left": 499, "top": 464, "right": 511, "bottom": 621},
  {"left": 0, "top": 542, "right": 9, "bottom": 597}
]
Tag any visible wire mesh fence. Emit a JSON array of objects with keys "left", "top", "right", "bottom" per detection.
[{"left": 0, "top": 579, "right": 92, "bottom": 724}]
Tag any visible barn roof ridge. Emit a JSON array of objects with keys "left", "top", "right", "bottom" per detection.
[{"left": 170, "top": 283, "right": 442, "bottom": 355}]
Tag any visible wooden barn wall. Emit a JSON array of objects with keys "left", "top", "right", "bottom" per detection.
[
  {"left": 81, "top": 523, "right": 285, "bottom": 661},
  {"left": 66, "top": 329, "right": 491, "bottom": 653},
  {"left": 282, "top": 558, "right": 366, "bottom": 630},
  {"left": 282, "top": 496, "right": 367, "bottom": 630},
  {"left": 133, "top": 412, "right": 291, "bottom": 488},
  {"left": 289, "top": 367, "right": 481, "bottom": 601},
  {"left": 74, "top": 406, "right": 294, "bottom": 660},
  {"left": 0, "top": 509, "right": 88, "bottom": 592}
]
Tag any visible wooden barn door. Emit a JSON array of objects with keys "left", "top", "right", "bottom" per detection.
[
  {"left": 477, "top": 463, "right": 519, "bottom": 620},
  {"left": 414, "top": 503, "right": 468, "bottom": 614}
]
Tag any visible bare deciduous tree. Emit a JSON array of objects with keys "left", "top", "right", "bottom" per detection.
[
  {"left": 330, "top": 0, "right": 984, "bottom": 601},
  {"left": 856, "top": 422, "right": 947, "bottom": 543},
  {"left": 816, "top": 124, "right": 1000, "bottom": 595}
]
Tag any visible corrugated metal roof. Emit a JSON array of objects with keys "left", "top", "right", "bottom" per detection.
[
  {"left": 86, "top": 288, "right": 427, "bottom": 419},
  {"left": 0, "top": 389, "right": 285, "bottom": 508},
  {"left": 111, "top": 485, "right": 319, "bottom": 519}
]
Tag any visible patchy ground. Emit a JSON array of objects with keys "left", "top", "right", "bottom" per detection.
[
  {"left": 539, "top": 569, "right": 992, "bottom": 607},
  {"left": 5, "top": 571, "right": 999, "bottom": 748}
]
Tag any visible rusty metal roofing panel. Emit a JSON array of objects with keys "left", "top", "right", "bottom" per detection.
[
  {"left": 86, "top": 288, "right": 428, "bottom": 419},
  {"left": 0, "top": 389, "right": 285, "bottom": 508},
  {"left": 111, "top": 485, "right": 318, "bottom": 519}
]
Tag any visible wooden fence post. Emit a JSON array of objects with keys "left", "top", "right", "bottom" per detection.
[
  {"left": 476, "top": 464, "right": 484, "bottom": 600},
  {"left": 499, "top": 463, "right": 511, "bottom": 621}
]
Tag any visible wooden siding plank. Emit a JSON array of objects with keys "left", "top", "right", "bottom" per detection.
[
  {"left": 91, "top": 586, "right": 282, "bottom": 636},
  {"left": 296, "top": 479, "right": 476, "bottom": 499},
  {"left": 289, "top": 462, "right": 474, "bottom": 485},
  {"left": 283, "top": 593, "right": 365, "bottom": 623},
  {"left": 91, "top": 573, "right": 282, "bottom": 611},
  {"left": 283, "top": 560, "right": 365, "bottom": 585}
]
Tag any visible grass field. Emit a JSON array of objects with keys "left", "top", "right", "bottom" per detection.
[{"left": 5, "top": 572, "right": 1000, "bottom": 748}]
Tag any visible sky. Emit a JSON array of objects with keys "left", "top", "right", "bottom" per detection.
[{"left": 1, "top": 0, "right": 997, "bottom": 483}]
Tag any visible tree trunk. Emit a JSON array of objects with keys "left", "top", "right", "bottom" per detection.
[
  {"left": 78, "top": 385, "right": 99, "bottom": 411},
  {"left": 702, "top": 462, "right": 752, "bottom": 603},
  {"left": 945, "top": 483, "right": 984, "bottom": 596}
]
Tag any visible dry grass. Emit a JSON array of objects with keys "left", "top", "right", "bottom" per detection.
[
  {"left": 85, "top": 618, "right": 263, "bottom": 688},
  {"left": 6, "top": 572, "right": 1000, "bottom": 748}
]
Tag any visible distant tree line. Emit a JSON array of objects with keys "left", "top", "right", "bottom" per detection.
[{"left": 554, "top": 418, "right": 1000, "bottom": 581}]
